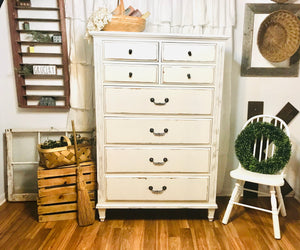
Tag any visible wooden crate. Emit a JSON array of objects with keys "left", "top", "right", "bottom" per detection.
[{"left": 37, "top": 161, "right": 97, "bottom": 222}]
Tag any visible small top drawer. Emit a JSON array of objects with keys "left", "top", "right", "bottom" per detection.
[
  {"left": 162, "top": 42, "right": 216, "bottom": 62},
  {"left": 104, "top": 64, "right": 158, "bottom": 83},
  {"left": 103, "top": 41, "right": 158, "bottom": 61},
  {"left": 162, "top": 66, "right": 214, "bottom": 84}
]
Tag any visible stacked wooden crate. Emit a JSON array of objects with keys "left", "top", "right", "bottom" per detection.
[{"left": 37, "top": 161, "right": 96, "bottom": 222}]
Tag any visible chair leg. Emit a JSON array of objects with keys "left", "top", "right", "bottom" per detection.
[
  {"left": 222, "top": 180, "right": 244, "bottom": 224},
  {"left": 270, "top": 186, "right": 281, "bottom": 239},
  {"left": 275, "top": 186, "right": 287, "bottom": 217}
]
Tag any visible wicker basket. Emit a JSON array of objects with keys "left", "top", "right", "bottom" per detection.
[
  {"left": 257, "top": 10, "right": 300, "bottom": 62},
  {"left": 271, "top": 0, "right": 288, "bottom": 3},
  {"left": 103, "top": 0, "right": 146, "bottom": 32},
  {"left": 37, "top": 136, "right": 92, "bottom": 169}
]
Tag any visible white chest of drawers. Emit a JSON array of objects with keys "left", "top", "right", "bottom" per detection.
[{"left": 90, "top": 31, "right": 226, "bottom": 221}]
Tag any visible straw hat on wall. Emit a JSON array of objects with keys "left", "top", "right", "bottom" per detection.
[{"left": 257, "top": 10, "right": 300, "bottom": 62}]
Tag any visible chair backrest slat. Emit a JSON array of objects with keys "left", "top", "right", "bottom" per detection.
[
  {"left": 258, "top": 136, "right": 263, "bottom": 161},
  {"left": 265, "top": 138, "right": 269, "bottom": 160}
]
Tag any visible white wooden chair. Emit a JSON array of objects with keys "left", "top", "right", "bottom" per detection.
[{"left": 222, "top": 115, "right": 291, "bottom": 239}]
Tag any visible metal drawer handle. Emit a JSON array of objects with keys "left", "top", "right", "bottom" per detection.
[
  {"left": 187, "top": 73, "right": 191, "bottom": 79},
  {"left": 148, "top": 185, "right": 167, "bottom": 194},
  {"left": 149, "top": 157, "right": 168, "bottom": 165},
  {"left": 128, "top": 49, "right": 133, "bottom": 55},
  {"left": 188, "top": 51, "right": 192, "bottom": 56},
  {"left": 150, "top": 98, "right": 169, "bottom": 105},
  {"left": 129, "top": 72, "right": 133, "bottom": 78},
  {"left": 149, "top": 128, "right": 168, "bottom": 136}
]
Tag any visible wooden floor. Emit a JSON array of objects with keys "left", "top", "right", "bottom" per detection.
[{"left": 0, "top": 197, "right": 300, "bottom": 250}]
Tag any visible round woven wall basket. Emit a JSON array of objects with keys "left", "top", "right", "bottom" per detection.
[
  {"left": 271, "top": 0, "right": 288, "bottom": 3},
  {"left": 257, "top": 10, "right": 300, "bottom": 62}
]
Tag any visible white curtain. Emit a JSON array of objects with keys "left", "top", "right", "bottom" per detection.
[{"left": 64, "top": 0, "right": 235, "bottom": 194}]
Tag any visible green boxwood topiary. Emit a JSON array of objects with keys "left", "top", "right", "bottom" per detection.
[{"left": 235, "top": 122, "right": 291, "bottom": 174}]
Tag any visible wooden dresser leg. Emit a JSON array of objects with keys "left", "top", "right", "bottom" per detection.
[
  {"left": 208, "top": 209, "right": 215, "bottom": 221},
  {"left": 98, "top": 209, "right": 106, "bottom": 222}
]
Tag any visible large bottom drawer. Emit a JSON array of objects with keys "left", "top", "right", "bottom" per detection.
[{"left": 106, "top": 177, "right": 209, "bottom": 201}]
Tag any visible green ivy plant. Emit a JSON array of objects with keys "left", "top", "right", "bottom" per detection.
[
  {"left": 16, "top": 65, "right": 33, "bottom": 76},
  {"left": 40, "top": 134, "right": 88, "bottom": 149},
  {"left": 30, "top": 31, "right": 52, "bottom": 43},
  {"left": 235, "top": 122, "right": 291, "bottom": 174}
]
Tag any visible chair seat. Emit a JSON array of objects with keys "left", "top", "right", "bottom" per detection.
[{"left": 230, "top": 167, "right": 285, "bottom": 186}]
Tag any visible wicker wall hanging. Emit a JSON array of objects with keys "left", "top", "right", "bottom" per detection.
[
  {"left": 257, "top": 10, "right": 300, "bottom": 62},
  {"left": 271, "top": 0, "right": 288, "bottom": 3}
]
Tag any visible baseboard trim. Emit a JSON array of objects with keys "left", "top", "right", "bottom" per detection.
[
  {"left": 294, "top": 194, "right": 300, "bottom": 202},
  {"left": 0, "top": 193, "right": 6, "bottom": 206}
]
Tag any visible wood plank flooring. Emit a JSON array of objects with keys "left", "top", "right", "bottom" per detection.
[{"left": 0, "top": 197, "right": 300, "bottom": 249}]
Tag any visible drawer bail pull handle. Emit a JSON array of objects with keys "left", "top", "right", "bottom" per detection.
[
  {"left": 149, "top": 157, "right": 168, "bottom": 165},
  {"left": 128, "top": 49, "right": 133, "bottom": 55},
  {"left": 148, "top": 185, "right": 167, "bottom": 194},
  {"left": 150, "top": 98, "right": 169, "bottom": 105},
  {"left": 149, "top": 128, "right": 168, "bottom": 136},
  {"left": 187, "top": 73, "right": 191, "bottom": 79},
  {"left": 188, "top": 51, "right": 192, "bottom": 56},
  {"left": 129, "top": 72, "right": 133, "bottom": 78}
]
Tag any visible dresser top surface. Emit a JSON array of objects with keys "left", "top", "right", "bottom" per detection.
[{"left": 89, "top": 31, "right": 229, "bottom": 41}]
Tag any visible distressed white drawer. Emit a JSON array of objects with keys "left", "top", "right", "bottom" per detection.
[
  {"left": 103, "top": 41, "right": 158, "bottom": 61},
  {"left": 105, "top": 147, "right": 211, "bottom": 173},
  {"left": 104, "top": 87, "right": 214, "bottom": 115},
  {"left": 105, "top": 118, "right": 212, "bottom": 144},
  {"left": 162, "top": 43, "right": 216, "bottom": 62},
  {"left": 162, "top": 66, "right": 214, "bottom": 84},
  {"left": 106, "top": 177, "right": 209, "bottom": 201},
  {"left": 104, "top": 64, "right": 158, "bottom": 83}
]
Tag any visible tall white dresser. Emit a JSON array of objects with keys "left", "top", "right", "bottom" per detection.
[{"left": 90, "top": 31, "right": 226, "bottom": 221}]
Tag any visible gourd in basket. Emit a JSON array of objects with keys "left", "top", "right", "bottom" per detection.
[
  {"left": 37, "top": 135, "right": 92, "bottom": 169},
  {"left": 102, "top": 0, "right": 146, "bottom": 32}
]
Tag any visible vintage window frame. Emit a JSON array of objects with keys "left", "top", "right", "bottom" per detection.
[
  {"left": 241, "top": 3, "right": 300, "bottom": 77},
  {"left": 5, "top": 128, "right": 93, "bottom": 201}
]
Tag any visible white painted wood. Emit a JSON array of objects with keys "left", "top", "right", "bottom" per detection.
[
  {"left": 0, "top": 194, "right": 6, "bottom": 206},
  {"left": 222, "top": 115, "right": 290, "bottom": 239},
  {"left": 162, "top": 43, "right": 216, "bottom": 62},
  {"left": 106, "top": 176, "right": 209, "bottom": 201},
  {"left": 105, "top": 118, "right": 212, "bottom": 144},
  {"left": 103, "top": 41, "right": 158, "bottom": 61},
  {"left": 162, "top": 66, "right": 214, "bottom": 84},
  {"left": 104, "top": 87, "right": 214, "bottom": 115},
  {"left": 222, "top": 180, "right": 244, "bottom": 224},
  {"left": 98, "top": 209, "right": 106, "bottom": 222},
  {"left": 105, "top": 147, "right": 211, "bottom": 173},
  {"left": 270, "top": 186, "right": 281, "bottom": 239},
  {"left": 230, "top": 167, "right": 285, "bottom": 186},
  {"left": 96, "top": 202, "right": 218, "bottom": 209},
  {"left": 104, "top": 64, "right": 158, "bottom": 83},
  {"left": 91, "top": 32, "right": 226, "bottom": 221},
  {"left": 276, "top": 186, "right": 287, "bottom": 217},
  {"left": 6, "top": 130, "right": 14, "bottom": 202},
  {"left": 208, "top": 209, "right": 215, "bottom": 221}
]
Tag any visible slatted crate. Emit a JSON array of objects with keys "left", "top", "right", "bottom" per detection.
[{"left": 37, "top": 161, "right": 96, "bottom": 222}]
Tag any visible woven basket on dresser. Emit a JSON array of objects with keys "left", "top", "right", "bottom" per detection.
[
  {"left": 103, "top": 0, "right": 145, "bottom": 32},
  {"left": 37, "top": 136, "right": 92, "bottom": 169}
]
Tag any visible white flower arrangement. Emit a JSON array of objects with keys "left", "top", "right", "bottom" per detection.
[{"left": 85, "top": 7, "right": 112, "bottom": 38}]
